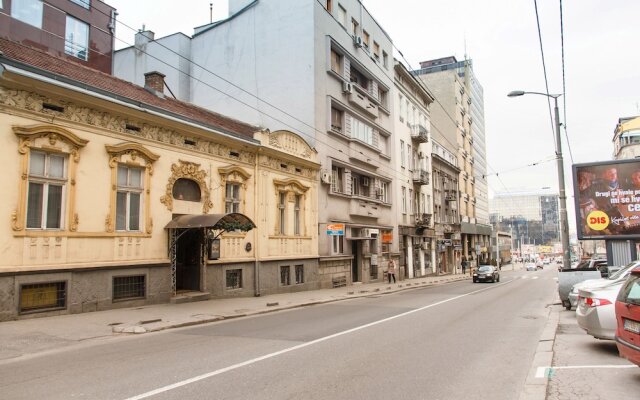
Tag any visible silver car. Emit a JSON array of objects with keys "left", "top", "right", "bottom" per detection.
[
  {"left": 576, "top": 281, "right": 624, "bottom": 340},
  {"left": 568, "top": 260, "right": 640, "bottom": 309}
]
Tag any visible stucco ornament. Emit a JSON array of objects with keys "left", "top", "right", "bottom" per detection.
[{"left": 161, "top": 160, "right": 213, "bottom": 213}]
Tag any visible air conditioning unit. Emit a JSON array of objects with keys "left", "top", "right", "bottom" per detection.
[
  {"left": 321, "top": 171, "right": 332, "bottom": 184},
  {"left": 342, "top": 81, "right": 353, "bottom": 93},
  {"left": 361, "top": 176, "right": 370, "bottom": 186},
  {"left": 354, "top": 35, "right": 363, "bottom": 47}
]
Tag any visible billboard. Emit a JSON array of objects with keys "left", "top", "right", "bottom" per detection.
[{"left": 574, "top": 159, "right": 640, "bottom": 239}]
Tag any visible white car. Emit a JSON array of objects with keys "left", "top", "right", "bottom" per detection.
[
  {"left": 525, "top": 263, "right": 537, "bottom": 271},
  {"left": 568, "top": 260, "right": 640, "bottom": 309},
  {"left": 576, "top": 281, "right": 623, "bottom": 340}
]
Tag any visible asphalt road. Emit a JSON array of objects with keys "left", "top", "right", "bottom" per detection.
[{"left": 0, "top": 268, "right": 558, "bottom": 400}]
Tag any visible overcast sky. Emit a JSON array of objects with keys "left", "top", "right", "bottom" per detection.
[{"left": 107, "top": 0, "right": 640, "bottom": 232}]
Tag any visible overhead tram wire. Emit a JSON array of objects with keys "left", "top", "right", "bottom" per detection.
[
  {"left": 559, "top": 0, "right": 574, "bottom": 164},
  {"left": 533, "top": 0, "right": 558, "bottom": 144}
]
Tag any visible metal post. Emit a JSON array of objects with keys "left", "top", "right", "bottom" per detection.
[{"left": 553, "top": 97, "right": 571, "bottom": 271}]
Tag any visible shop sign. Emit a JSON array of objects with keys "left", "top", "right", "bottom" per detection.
[
  {"left": 326, "top": 223, "right": 345, "bottom": 235},
  {"left": 382, "top": 231, "right": 393, "bottom": 243}
]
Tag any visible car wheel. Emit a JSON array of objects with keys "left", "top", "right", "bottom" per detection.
[
  {"left": 497, "top": 276, "right": 500, "bottom": 282},
  {"left": 491, "top": 277, "right": 495, "bottom": 283},
  {"left": 473, "top": 279, "right": 477, "bottom": 283},
  {"left": 563, "top": 300, "right": 572, "bottom": 311}
]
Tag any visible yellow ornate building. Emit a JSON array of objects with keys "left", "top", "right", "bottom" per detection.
[{"left": 0, "top": 38, "right": 319, "bottom": 320}]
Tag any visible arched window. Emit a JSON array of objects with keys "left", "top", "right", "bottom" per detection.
[{"left": 172, "top": 178, "right": 201, "bottom": 202}]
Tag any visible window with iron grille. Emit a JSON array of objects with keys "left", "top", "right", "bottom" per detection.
[
  {"left": 295, "top": 265, "right": 304, "bottom": 284},
  {"left": 280, "top": 265, "right": 291, "bottom": 286},
  {"left": 19, "top": 281, "right": 66, "bottom": 313},
  {"left": 112, "top": 275, "right": 146, "bottom": 301},
  {"left": 226, "top": 269, "right": 242, "bottom": 289}
]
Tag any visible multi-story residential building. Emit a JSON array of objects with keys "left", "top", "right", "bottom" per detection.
[
  {"left": 613, "top": 116, "right": 640, "bottom": 159},
  {"left": 414, "top": 56, "right": 492, "bottom": 267},
  {"left": 114, "top": 0, "right": 397, "bottom": 284},
  {"left": 431, "top": 140, "right": 461, "bottom": 273},
  {"left": 490, "top": 191, "right": 560, "bottom": 253},
  {"left": 393, "top": 60, "right": 435, "bottom": 277},
  {"left": 0, "top": 37, "right": 319, "bottom": 320},
  {"left": 0, "top": 0, "right": 116, "bottom": 74}
]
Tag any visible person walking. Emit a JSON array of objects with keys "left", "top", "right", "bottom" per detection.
[
  {"left": 461, "top": 257, "right": 467, "bottom": 274},
  {"left": 387, "top": 259, "right": 397, "bottom": 283}
]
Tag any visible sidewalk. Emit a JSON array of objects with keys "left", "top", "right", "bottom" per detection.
[{"left": 0, "top": 272, "right": 474, "bottom": 362}]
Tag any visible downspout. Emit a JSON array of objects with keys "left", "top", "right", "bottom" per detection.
[{"left": 254, "top": 147, "right": 261, "bottom": 296}]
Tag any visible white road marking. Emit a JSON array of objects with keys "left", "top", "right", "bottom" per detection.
[
  {"left": 531, "top": 276, "right": 539, "bottom": 280},
  {"left": 124, "top": 281, "right": 513, "bottom": 400},
  {"left": 535, "top": 364, "right": 636, "bottom": 378}
]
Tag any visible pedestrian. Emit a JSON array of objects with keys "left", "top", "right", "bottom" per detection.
[
  {"left": 387, "top": 258, "right": 397, "bottom": 283},
  {"left": 461, "top": 257, "right": 467, "bottom": 274}
]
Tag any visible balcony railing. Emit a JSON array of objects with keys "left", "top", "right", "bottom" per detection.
[
  {"left": 412, "top": 169, "right": 430, "bottom": 185},
  {"left": 411, "top": 124, "right": 429, "bottom": 143},
  {"left": 415, "top": 213, "right": 432, "bottom": 226}
]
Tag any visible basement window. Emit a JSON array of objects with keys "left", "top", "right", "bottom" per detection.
[
  {"left": 113, "top": 275, "right": 146, "bottom": 301},
  {"left": 19, "top": 281, "right": 67, "bottom": 313},
  {"left": 125, "top": 124, "right": 141, "bottom": 132},
  {"left": 42, "top": 103, "right": 65, "bottom": 113}
]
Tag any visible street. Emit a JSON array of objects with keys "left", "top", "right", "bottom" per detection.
[{"left": 0, "top": 267, "right": 553, "bottom": 400}]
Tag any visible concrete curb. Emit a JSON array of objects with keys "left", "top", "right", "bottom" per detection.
[
  {"left": 519, "top": 302, "right": 560, "bottom": 400},
  {"left": 113, "top": 275, "right": 472, "bottom": 334}
]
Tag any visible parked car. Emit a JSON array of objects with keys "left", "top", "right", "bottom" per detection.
[
  {"left": 543, "top": 258, "right": 551, "bottom": 265},
  {"left": 576, "top": 281, "right": 624, "bottom": 340},
  {"left": 568, "top": 261, "right": 640, "bottom": 309},
  {"left": 473, "top": 265, "right": 500, "bottom": 283},
  {"left": 615, "top": 265, "right": 640, "bottom": 367},
  {"left": 525, "top": 263, "right": 537, "bottom": 271},
  {"left": 558, "top": 259, "right": 609, "bottom": 310}
]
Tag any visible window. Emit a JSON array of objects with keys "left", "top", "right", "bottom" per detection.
[
  {"left": 225, "top": 183, "right": 241, "bottom": 213},
  {"left": 65, "top": 15, "right": 89, "bottom": 61},
  {"left": 402, "top": 187, "right": 407, "bottom": 214},
  {"left": 278, "top": 192, "right": 286, "bottom": 234},
  {"left": 338, "top": 4, "right": 346, "bottom": 26},
  {"left": 19, "top": 281, "right": 66, "bottom": 313},
  {"left": 330, "top": 49, "right": 341, "bottom": 74},
  {"left": 295, "top": 265, "right": 304, "bottom": 284},
  {"left": 325, "top": 0, "right": 332, "bottom": 12},
  {"left": 116, "top": 165, "right": 143, "bottom": 231},
  {"left": 399, "top": 95, "right": 405, "bottom": 122},
  {"left": 294, "top": 195, "right": 301, "bottom": 235},
  {"left": 331, "top": 107, "right": 343, "bottom": 133},
  {"left": 378, "top": 88, "right": 388, "bottom": 109},
  {"left": 70, "top": 0, "right": 90, "bottom": 8},
  {"left": 362, "top": 30, "right": 370, "bottom": 49},
  {"left": 373, "top": 41, "right": 380, "bottom": 60},
  {"left": 351, "top": 18, "right": 358, "bottom": 36},
  {"left": 383, "top": 51, "right": 388, "bottom": 68},
  {"left": 113, "top": 275, "right": 145, "bottom": 301},
  {"left": 409, "top": 189, "right": 414, "bottom": 214},
  {"left": 172, "top": 178, "right": 201, "bottom": 201},
  {"left": 351, "top": 118, "right": 374, "bottom": 146},
  {"left": 380, "top": 181, "right": 389, "bottom": 203},
  {"left": 332, "top": 234, "right": 344, "bottom": 254},
  {"left": 27, "top": 151, "right": 67, "bottom": 229},
  {"left": 226, "top": 269, "right": 243, "bottom": 289},
  {"left": 331, "top": 166, "right": 344, "bottom": 193},
  {"left": 407, "top": 145, "right": 412, "bottom": 170},
  {"left": 280, "top": 265, "right": 291, "bottom": 286},
  {"left": 12, "top": 0, "right": 43, "bottom": 28},
  {"left": 400, "top": 140, "right": 405, "bottom": 168}
]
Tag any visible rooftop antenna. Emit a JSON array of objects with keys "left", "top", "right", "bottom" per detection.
[{"left": 210, "top": 3, "right": 213, "bottom": 23}]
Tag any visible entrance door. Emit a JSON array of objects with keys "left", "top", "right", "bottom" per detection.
[
  {"left": 175, "top": 228, "right": 203, "bottom": 292},
  {"left": 351, "top": 241, "right": 360, "bottom": 282}
]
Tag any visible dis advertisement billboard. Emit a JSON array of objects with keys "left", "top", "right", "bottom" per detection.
[{"left": 574, "top": 159, "right": 640, "bottom": 239}]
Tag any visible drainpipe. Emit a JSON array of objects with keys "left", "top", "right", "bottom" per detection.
[{"left": 254, "top": 147, "right": 261, "bottom": 296}]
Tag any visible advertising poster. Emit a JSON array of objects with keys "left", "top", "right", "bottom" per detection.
[{"left": 574, "top": 159, "right": 640, "bottom": 239}]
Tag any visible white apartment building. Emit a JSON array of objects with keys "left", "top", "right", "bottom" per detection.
[
  {"left": 114, "top": 0, "right": 399, "bottom": 284},
  {"left": 393, "top": 60, "right": 436, "bottom": 277}
]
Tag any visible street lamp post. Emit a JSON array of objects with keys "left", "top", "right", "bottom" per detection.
[{"left": 507, "top": 90, "right": 571, "bottom": 272}]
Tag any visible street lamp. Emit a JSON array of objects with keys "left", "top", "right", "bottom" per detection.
[{"left": 507, "top": 90, "right": 571, "bottom": 272}]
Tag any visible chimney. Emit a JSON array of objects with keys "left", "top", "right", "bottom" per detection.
[
  {"left": 135, "top": 29, "right": 155, "bottom": 49},
  {"left": 144, "top": 71, "right": 165, "bottom": 95}
]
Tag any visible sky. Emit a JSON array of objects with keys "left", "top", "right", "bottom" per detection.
[{"left": 106, "top": 0, "right": 640, "bottom": 233}]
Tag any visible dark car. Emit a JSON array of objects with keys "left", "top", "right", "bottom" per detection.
[
  {"left": 473, "top": 265, "right": 500, "bottom": 283},
  {"left": 615, "top": 265, "right": 640, "bottom": 367}
]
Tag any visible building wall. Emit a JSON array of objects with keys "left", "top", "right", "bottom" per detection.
[{"left": 0, "top": 0, "right": 114, "bottom": 73}]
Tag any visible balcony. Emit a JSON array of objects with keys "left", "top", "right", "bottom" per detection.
[
  {"left": 415, "top": 213, "right": 432, "bottom": 226},
  {"left": 348, "top": 90, "right": 378, "bottom": 118},
  {"left": 411, "top": 124, "right": 429, "bottom": 143},
  {"left": 445, "top": 193, "right": 457, "bottom": 202},
  {"left": 349, "top": 197, "right": 381, "bottom": 219},
  {"left": 412, "top": 169, "right": 430, "bottom": 185}
]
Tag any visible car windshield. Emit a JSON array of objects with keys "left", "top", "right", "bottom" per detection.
[
  {"left": 609, "top": 261, "right": 639, "bottom": 280},
  {"left": 478, "top": 266, "right": 492, "bottom": 272},
  {"left": 575, "top": 261, "right": 590, "bottom": 269}
]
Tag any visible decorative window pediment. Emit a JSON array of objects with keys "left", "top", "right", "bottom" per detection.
[
  {"left": 218, "top": 165, "right": 251, "bottom": 186},
  {"left": 274, "top": 178, "right": 310, "bottom": 195},
  {"left": 161, "top": 160, "right": 213, "bottom": 213}
]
